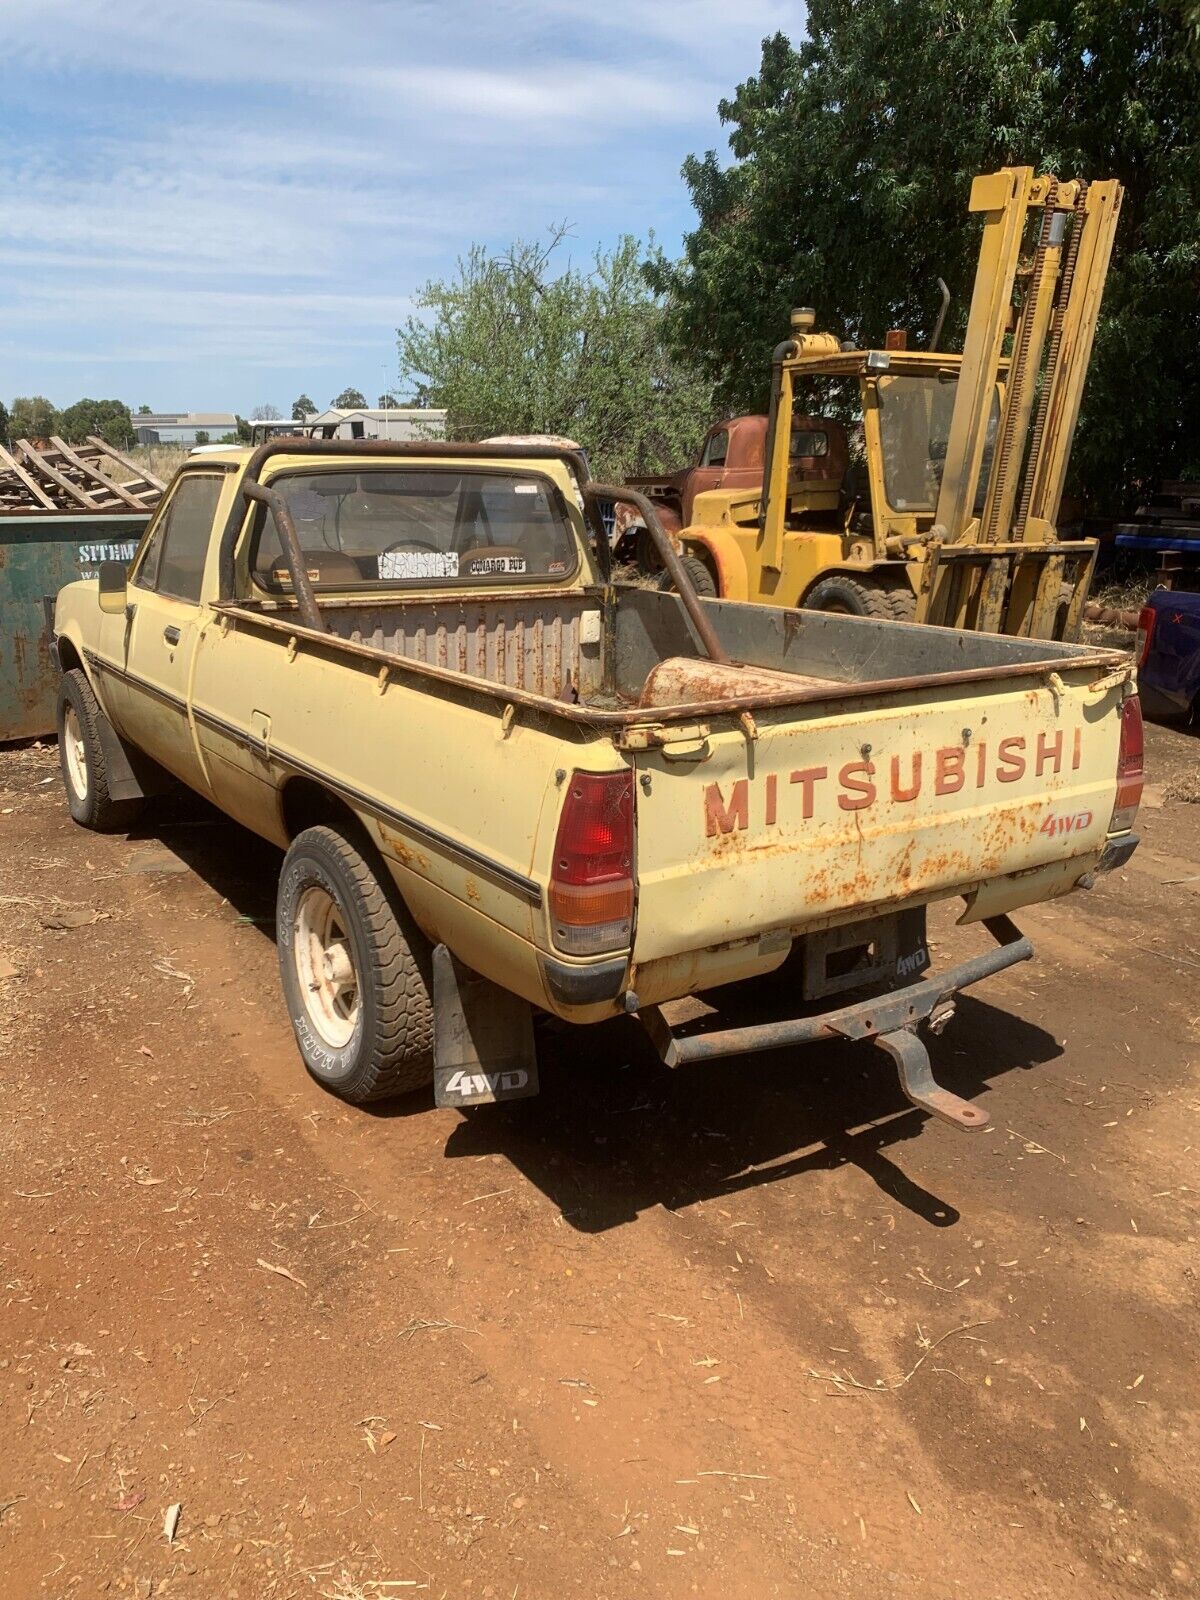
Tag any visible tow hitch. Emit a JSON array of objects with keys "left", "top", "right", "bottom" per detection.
[
  {"left": 640, "top": 915, "right": 1032, "bottom": 1131},
  {"left": 875, "top": 1027, "right": 991, "bottom": 1131}
]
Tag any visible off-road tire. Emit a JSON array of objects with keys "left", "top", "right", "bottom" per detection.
[
  {"left": 655, "top": 554, "right": 718, "bottom": 599},
  {"left": 803, "top": 573, "right": 916, "bottom": 621},
  {"left": 277, "top": 825, "right": 435, "bottom": 1103},
  {"left": 56, "top": 668, "right": 142, "bottom": 832}
]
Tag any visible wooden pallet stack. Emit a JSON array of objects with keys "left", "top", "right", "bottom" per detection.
[{"left": 0, "top": 435, "right": 164, "bottom": 516}]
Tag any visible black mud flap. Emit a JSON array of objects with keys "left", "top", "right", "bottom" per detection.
[{"left": 432, "top": 945, "right": 539, "bottom": 1107}]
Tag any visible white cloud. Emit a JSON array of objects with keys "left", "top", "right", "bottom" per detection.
[{"left": 0, "top": 0, "right": 806, "bottom": 404}]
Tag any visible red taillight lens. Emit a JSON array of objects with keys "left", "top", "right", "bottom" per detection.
[
  {"left": 1110, "top": 694, "right": 1144, "bottom": 833},
  {"left": 549, "top": 770, "right": 635, "bottom": 955},
  {"left": 1135, "top": 605, "right": 1155, "bottom": 668}
]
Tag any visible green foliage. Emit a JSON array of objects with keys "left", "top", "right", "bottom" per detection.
[
  {"left": 332, "top": 388, "right": 367, "bottom": 409},
  {"left": 235, "top": 416, "right": 252, "bottom": 443},
  {"left": 57, "top": 398, "right": 134, "bottom": 447},
  {"left": 9, "top": 395, "right": 60, "bottom": 440},
  {"left": 651, "top": 4, "right": 1200, "bottom": 509},
  {"left": 137, "top": 404, "right": 153, "bottom": 415},
  {"left": 292, "top": 394, "right": 316, "bottom": 420},
  {"left": 377, "top": 392, "right": 403, "bottom": 409},
  {"left": 194, "top": 430, "right": 211, "bottom": 446},
  {"left": 219, "top": 433, "right": 241, "bottom": 444},
  {"left": 397, "top": 232, "right": 715, "bottom": 480},
  {"left": 0, "top": 399, "right": 8, "bottom": 445}
]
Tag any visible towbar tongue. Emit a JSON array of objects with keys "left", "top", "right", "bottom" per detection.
[{"left": 874, "top": 1027, "right": 991, "bottom": 1132}]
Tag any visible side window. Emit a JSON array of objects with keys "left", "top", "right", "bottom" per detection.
[
  {"left": 701, "top": 430, "right": 729, "bottom": 468},
  {"left": 132, "top": 475, "right": 224, "bottom": 603}
]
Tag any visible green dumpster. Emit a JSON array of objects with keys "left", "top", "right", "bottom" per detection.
[{"left": 0, "top": 512, "right": 148, "bottom": 741}]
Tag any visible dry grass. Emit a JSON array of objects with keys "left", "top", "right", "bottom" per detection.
[
  {"left": 1166, "top": 769, "right": 1200, "bottom": 804},
  {"left": 1090, "top": 571, "right": 1157, "bottom": 611},
  {"left": 93, "top": 444, "right": 190, "bottom": 488}
]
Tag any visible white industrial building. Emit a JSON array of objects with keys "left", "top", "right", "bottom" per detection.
[
  {"left": 303, "top": 407, "right": 447, "bottom": 441},
  {"left": 133, "top": 412, "right": 239, "bottom": 445}
]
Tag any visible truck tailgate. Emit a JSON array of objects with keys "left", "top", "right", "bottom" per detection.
[{"left": 630, "top": 674, "right": 1120, "bottom": 963}]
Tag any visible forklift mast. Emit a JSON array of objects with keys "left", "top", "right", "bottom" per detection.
[{"left": 937, "top": 168, "right": 1122, "bottom": 543}]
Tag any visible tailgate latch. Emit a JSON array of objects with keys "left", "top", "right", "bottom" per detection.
[{"left": 617, "top": 722, "right": 711, "bottom": 760}]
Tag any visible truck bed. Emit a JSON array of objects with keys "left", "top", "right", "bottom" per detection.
[{"left": 223, "top": 585, "right": 1126, "bottom": 722}]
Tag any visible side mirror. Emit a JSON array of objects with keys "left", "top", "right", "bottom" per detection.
[{"left": 97, "top": 560, "right": 128, "bottom": 615}]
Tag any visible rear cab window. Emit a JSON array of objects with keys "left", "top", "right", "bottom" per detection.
[{"left": 250, "top": 468, "right": 581, "bottom": 593}]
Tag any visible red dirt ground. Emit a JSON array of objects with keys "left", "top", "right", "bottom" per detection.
[{"left": 1, "top": 723, "right": 1198, "bottom": 1600}]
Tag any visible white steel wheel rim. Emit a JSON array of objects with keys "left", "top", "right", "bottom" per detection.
[
  {"left": 294, "top": 886, "right": 359, "bottom": 1050},
  {"left": 63, "top": 704, "right": 89, "bottom": 799}
]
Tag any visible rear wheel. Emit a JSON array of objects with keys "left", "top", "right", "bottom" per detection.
[
  {"left": 277, "top": 825, "right": 435, "bottom": 1103},
  {"left": 655, "top": 553, "right": 718, "bottom": 599},
  {"left": 803, "top": 573, "right": 916, "bottom": 621},
  {"left": 56, "top": 668, "right": 142, "bottom": 832}
]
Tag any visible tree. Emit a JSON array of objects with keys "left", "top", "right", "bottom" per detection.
[
  {"left": 252, "top": 404, "right": 282, "bottom": 421},
  {"left": 332, "top": 388, "right": 368, "bottom": 409},
  {"left": 377, "top": 392, "right": 403, "bottom": 410},
  {"left": 291, "top": 394, "right": 316, "bottom": 420},
  {"left": 650, "top": 5, "right": 1200, "bottom": 509},
  {"left": 235, "top": 416, "right": 252, "bottom": 443},
  {"left": 9, "top": 395, "right": 60, "bottom": 440},
  {"left": 58, "top": 398, "right": 134, "bottom": 447},
  {"left": 194, "top": 431, "right": 211, "bottom": 446},
  {"left": 0, "top": 400, "right": 8, "bottom": 445},
  {"left": 397, "top": 231, "right": 714, "bottom": 480},
  {"left": 137, "top": 404, "right": 153, "bottom": 415}
]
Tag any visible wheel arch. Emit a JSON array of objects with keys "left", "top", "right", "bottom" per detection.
[
  {"left": 280, "top": 774, "right": 370, "bottom": 846},
  {"left": 678, "top": 529, "right": 746, "bottom": 600}
]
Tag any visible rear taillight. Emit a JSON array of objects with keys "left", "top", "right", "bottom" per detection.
[
  {"left": 1110, "top": 694, "right": 1144, "bottom": 833},
  {"left": 1135, "top": 605, "right": 1156, "bottom": 668},
  {"left": 549, "top": 770, "right": 635, "bottom": 956}
]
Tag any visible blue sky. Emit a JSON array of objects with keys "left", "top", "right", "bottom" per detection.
[{"left": 0, "top": 0, "right": 803, "bottom": 418}]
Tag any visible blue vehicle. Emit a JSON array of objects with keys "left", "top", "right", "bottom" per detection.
[{"left": 1137, "top": 588, "right": 1200, "bottom": 722}]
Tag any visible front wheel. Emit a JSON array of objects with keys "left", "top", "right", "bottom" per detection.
[
  {"left": 655, "top": 553, "right": 718, "bottom": 599},
  {"left": 56, "top": 668, "right": 142, "bottom": 832},
  {"left": 277, "top": 825, "right": 435, "bottom": 1102},
  {"left": 803, "top": 573, "right": 916, "bottom": 621}
]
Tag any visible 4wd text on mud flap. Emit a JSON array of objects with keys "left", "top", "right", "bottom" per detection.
[
  {"left": 443, "top": 1069, "right": 529, "bottom": 1097},
  {"left": 704, "top": 728, "right": 1085, "bottom": 836}
]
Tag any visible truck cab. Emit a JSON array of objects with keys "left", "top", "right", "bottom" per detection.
[{"left": 616, "top": 411, "right": 848, "bottom": 562}]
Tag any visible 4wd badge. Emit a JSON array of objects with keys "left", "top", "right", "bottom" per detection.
[{"left": 434, "top": 1062, "right": 539, "bottom": 1107}]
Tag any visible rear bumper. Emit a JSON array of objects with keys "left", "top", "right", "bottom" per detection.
[{"left": 641, "top": 914, "right": 1032, "bottom": 1068}]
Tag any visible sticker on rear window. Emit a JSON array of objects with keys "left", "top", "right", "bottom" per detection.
[
  {"left": 513, "top": 483, "right": 539, "bottom": 495},
  {"left": 467, "top": 554, "right": 526, "bottom": 576},
  {"left": 378, "top": 550, "right": 458, "bottom": 580}
]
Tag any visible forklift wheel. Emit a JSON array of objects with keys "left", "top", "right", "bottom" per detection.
[
  {"left": 804, "top": 574, "right": 916, "bottom": 621},
  {"left": 656, "top": 555, "right": 717, "bottom": 599}
]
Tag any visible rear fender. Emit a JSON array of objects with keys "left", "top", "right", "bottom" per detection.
[{"left": 678, "top": 529, "right": 747, "bottom": 600}]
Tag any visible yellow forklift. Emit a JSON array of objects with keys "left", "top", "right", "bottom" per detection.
[{"left": 660, "top": 167, "right": 1122, "bottom": 640}]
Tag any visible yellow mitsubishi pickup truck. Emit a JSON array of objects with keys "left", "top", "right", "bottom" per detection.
[{"left": 52, "top": 440, "right": 1142, "bottom": 1131}]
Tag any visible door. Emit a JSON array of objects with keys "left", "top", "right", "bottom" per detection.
[
  {"left": 683, "top": 428, "right": 729, "bottom": 520},
  {"left": 118, "top": 471, "right": 226, "bottom": 787}
]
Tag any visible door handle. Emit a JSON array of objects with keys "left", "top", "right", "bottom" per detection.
[{"left": 163, "top": 625, "right": 181, "bottom": 646}]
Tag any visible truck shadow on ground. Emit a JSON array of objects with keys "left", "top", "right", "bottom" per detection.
[
  {"left": 129, "top": 796, "right": 1063, "bottom": 1237},
  {"left": 441, "top": 997, "right": 1061, "bottom": 1234}
]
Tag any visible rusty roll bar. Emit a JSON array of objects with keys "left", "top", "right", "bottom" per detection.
[
  {"left": 216, "top": 437, "right": 598, "bottom": 607},
  {"left": 584, "top": 483, "right": 729, "bottom": 666},
  {"left": 240, "top": 480, "right": 327, "bottom": 634}
]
